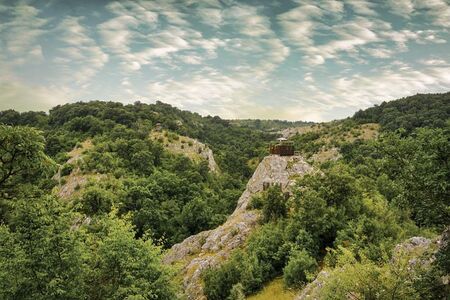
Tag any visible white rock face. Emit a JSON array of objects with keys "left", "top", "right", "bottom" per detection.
[
  {"left": 200, "top": 146, "right": 219, "bottom": 173},
  {"left": 164, "top": 155, "right": 313, "bottom": 300},
  {"left": 150, "top": 130, "right": 219, "bottom": 173}
]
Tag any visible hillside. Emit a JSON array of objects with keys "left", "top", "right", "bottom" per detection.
[
  {"left": 198, "top": 93, "right": 449, "bottom": 300},
  {"left": 352, "top": 92, "right": 450, "bottom": 132},
  {"left": 164, "top": 155, "right": 313, "bottom": 300},
  {"left": 150, "top": 130, "right": 219, "bottom": 173},
  {"left": 0, "top": 92, "right": 449, "bottom": 300},
  {"left": 229, "top": 119, "right": 314, "bottom": 133}
]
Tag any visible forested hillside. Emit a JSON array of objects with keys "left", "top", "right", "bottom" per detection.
[
  {"left": 0, "top": 93, "right": 449, "bottom": 300},
  {"left": 0, "top": 101, "right": 276, "bottom": 299},
  {"left": 352, "top": 92, "right": 450, "bottom": 132},
  {"left": 203, "top": 93, "right": 449, "bottom": 300}
]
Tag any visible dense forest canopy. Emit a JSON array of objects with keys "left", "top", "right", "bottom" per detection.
[
  {"left": 0, "top": 92, "right": 449, "bottom": 299},
  {"left": 352, "top": 92, "right": 450, "bottom": 132}
]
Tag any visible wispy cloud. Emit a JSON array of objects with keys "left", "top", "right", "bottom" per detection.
[
  {"left": 56, "top": 17, "right": 108, "bottom": 85},
  {"left": 0, "top": 4, "right": 47, "bottom": 65},
  {"left": 0, "top": 0, "right": 449, "bottom": 120}
]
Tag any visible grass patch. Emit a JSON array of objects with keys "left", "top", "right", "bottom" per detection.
[{"left": 247, "top": 277, "right": 296, "bottom": 300}]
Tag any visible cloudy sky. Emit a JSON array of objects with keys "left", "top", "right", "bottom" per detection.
[{"left": 0, "top": 0, "right": 449, "bottom": 121}]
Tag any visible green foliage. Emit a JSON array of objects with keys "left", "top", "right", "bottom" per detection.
[
  {"left": 249, "top": 186, "right": 288, "bottom": 222},
  {"left": 312, "top": 244, "right": 446, "bottom": 300},
  {"left": 60, "top": 163, "right": 74, "bottom": 177},
  {"left": 204, "top": 223, "right": 290, "bottom": 299},
  {"left": 342, "top": 127, "right": 449, "bottom": 228},
  {"left": 206, "top": 158, "right": 427, "bottom": 297},
  {"left": 0, "top": 125, "right": 55, "bottom": 193},
  {"left": 283, "top": 249, "right": 317, "bottom": 287},
  {"left": 353, "top": 92, "right": 450, "bottom": 133},
  {"left": 228, "top": 283, "right": 245, "bottom": 300},
  {"left": 230, "top": 119, "right": 313, "bottom": 131},
  {"left": 181, "top": 197, "right": 212, "bottom": 235},
  {"left": 78, "top": 185, "right": 117, "bottom": 215},
  {"left": 0, "top": 197, "right": 177, "bottom": 300},
  {"left": 1, "top": 197, "right": 88, "bottom": 299},
  {"left": 85, "top": 212, "right": 176, "bottom": 300},
  {"left": 1, "top": 93, "right": 449, "bottom": 299},
  {"left": 413, "top": 228, "right": 450, "bottom": 299}
]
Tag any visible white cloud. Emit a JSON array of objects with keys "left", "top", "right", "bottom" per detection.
[
  {"left": 0, "top": 80, "right": 69, "bottom": 112},
  {"left": 345, "top": 0, "right": 378, "bottom": 16},
  {"left": 197, "top": 8, "right": 223, "bottom": 28},
  {"left": 279, "top": 1, "right": 447, "bottom": 66},
  {"left": 277, "top": 4, "right": 324, "bottom": 47},
  {"left": 148, "top": 69, "right": 249, "bottom": 117},
  {"left": 56, "top": 17, "right": 108, "bottom": 84},
  {"left": 225, "top": 4, "right": 272, "bottom": 37},
  {"left": 386, "top": 0, "right": 414, "bottom": 16},
  {"left": 98, "top": 0, "right": 226, "bottom": 72},
  {"left": 414, "top": 0, "right": 450, "bottom": 27},
  {"left": 364, "top": 47, "right": 393, "bottom": 58},
  {"left": 292, "top": 64, "right": 450, "bottom": 121},
  {"left": 419, "top": 58, "right": 449, "bottom": 66},
  {"left": 0, "top": 3, "right": 48, "bottom": 65}
]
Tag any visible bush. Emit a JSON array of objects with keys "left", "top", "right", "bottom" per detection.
[
  {"left": 228, "top": 283, "right": 245, "bottom": 300},
  {"left": 60, "top": 163, "right": 74, "bottom": 176},
  {"left": 203, "top": 254, "right": 242, "bottom": 300},
  {"left": 283, "top": 249, "right": 317, "bottom": 287},
  {"left": 261, "top": 186, "right": 287, "bottom": 222}
]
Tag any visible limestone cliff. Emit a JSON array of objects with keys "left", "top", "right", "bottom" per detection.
[
  {"left": 150, "top": 130, "right": 219, "bottom": 173},
  {"left": 164, "top": 155, "right": 313, "bottom": 300}
]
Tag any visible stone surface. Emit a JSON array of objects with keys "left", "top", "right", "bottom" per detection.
[
  {"left": 164, "top": 155, "right": 313, "bottom": 300},
  {"left": 295, "top": 271, "right": 330, "bottom": 300},
  {"left": 150, "top": 130, "right": 219, "bottom": 173},
  {"left": 295, "top": 235, "right": 441, "bottom": 300}
]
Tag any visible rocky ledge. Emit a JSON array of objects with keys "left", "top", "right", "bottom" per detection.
[{"left": 164, "top": 155, "right": 313, "bottom": 300}]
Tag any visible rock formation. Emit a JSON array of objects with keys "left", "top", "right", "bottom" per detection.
[
  {"left": 164, "top": 155, "right": 313, "bottom": 300},
  {"left": 150, "top": 130, "right": 219, "bottom": 173}
]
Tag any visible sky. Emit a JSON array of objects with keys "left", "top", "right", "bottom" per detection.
[{"left": 0, "top": 0, "right": 449, "bottom": 121}]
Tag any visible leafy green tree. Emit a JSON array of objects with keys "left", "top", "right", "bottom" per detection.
[
  {"left": 3, "top": 196, "right": 87, "bottom": 300},
  {"left": 181, "top": 197, "right": 212, "bottom": 234},
  {"left": 79, "top": 185, "right": 116, "bottom": 215},
  {"left": 85, "top": 213, "right": 177, "bottom": 300},
  {"left": 203, "top": 252, "right": 243, "bottom": 300},
  {"left": 261, "top": 185, "right": 287, "bottom": 222},
  {"left": 0, "top": 125, "right": 55, "bottom": 192},
  {"left": 283, "top": 249, "right": 317, "bottom": 287}
]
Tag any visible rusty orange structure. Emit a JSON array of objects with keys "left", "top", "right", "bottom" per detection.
[{"left": 269, "top": 138, "right": 295, "bottom": 156}]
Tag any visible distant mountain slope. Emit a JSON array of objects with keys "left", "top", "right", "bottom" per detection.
[
  {"left": 229, "top": 119, "right": 313, "bottom": 132},
  {"left": 0, "top": 101, "right": 276, "bottom": 178},
  {"left": 352, "top": 92, "right": 450, "bottom": 132}
]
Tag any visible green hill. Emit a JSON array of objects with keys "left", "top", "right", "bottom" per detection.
[{"left": 0, "top": 92, "right": 448, "bottom": 300}]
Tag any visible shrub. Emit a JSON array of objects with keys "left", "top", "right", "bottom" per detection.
[
  {"left": 261, "top": 186, "right": 287, "bottom": 222},
  {"left": 283, "top": 249, "right": 317, "bottom": 287},
  {"left": 61, "top": 163, "right": 74, "bottom": 176}
]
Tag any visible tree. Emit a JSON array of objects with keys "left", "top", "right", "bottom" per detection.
[
  {"left": 261, "top": 185, "right": 287, "bottom": 222},
  {"left": 85, "top": 212, "right": 177, "bottom": 300},
  {"left": 283, "top": 249, "right": 317, "bottom": 287},
  {"left": 181, "top": 197, "right": 212, "bottom": 234},
  {"left": 0, "top": 125, "right": 55, "bottom": 192},
  {"left": 3, "top": 196, "right": 87, "bottom": 300}
]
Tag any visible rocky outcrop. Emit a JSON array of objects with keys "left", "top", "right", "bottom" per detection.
[
  {"left": 295, "top": 271, "right": 330, "bottom": 300},
  {"left": 150, "top": 130, "right": 219, "bottom": 173},
  {"left": 164, "top": 155, "right": 313, "bottom": 300},
  {"left": 55, "top": 140, "right": 94, "bottom": 199},
  {"left": 295, "top": 235, "right": 442, "bottom": 300}
]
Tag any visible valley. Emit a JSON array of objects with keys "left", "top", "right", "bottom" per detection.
[{"left": 0, "top": 92, "right": 449, "bottom": 299}]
